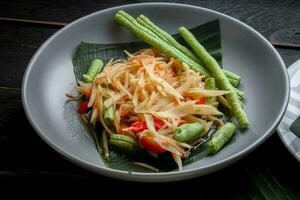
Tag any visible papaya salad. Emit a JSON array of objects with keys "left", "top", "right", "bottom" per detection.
[{"left": 67, "top": 10, "right": 249, "bottom": 171}]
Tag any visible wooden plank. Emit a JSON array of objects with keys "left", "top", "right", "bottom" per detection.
[
  {"left": 0, "top": 23, "right": 58, "bottom": 88},
  {"left": 0, "top": 17, "right": 67, "bottom": 27},
  {"left": 0, "top": 169, "right": 88, "bottom": 179},
  {"left": 0, "top": 0, "right": 133, "bottom": 23},
  {"left": 0, "top": 0, "right": 299, "bottom": 39}
]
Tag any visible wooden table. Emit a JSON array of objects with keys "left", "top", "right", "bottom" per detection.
[{"left": 1, "top": 0, "right": 299, "bottom": 197}]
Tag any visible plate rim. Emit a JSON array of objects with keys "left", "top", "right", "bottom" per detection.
[{"left": 22, "top": 2, "right": 290, "bottom": 181}]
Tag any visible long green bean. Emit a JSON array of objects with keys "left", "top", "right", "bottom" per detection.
[
  {"left": 174, "top": 122, "right": 205, "bottom": 142},
  {"left": 137, "top": 15, "right": 202, "bottom": 64},
  {"left": 136, "top": 14, "right": 241, "bottom": 87},
  {"left": 179, "top": 27, "right": 249, "bottom": 128},
  {"left": 228, "top": 78, "right": 240, "bottom": 88},
  {"left": 117, "top": 11, "right": 240, "bottom": 88},
  {"left": 215, "top": 82, "right": 244, "bottom": 99},
  {"left": 136, "top": 17, "right": 172, "bottom": 46},
  {"left": 223, "top": 69, "right": 241, "bottom": 82},
  {"left": 83, "top": 59, "right": 103, "bottom": 83},
  {"left": 109, "top": 134, "right": 138, "bottom": 152},
  {"left": 234, "top": 87, "right": 245, "bottom": 98},
  {"left": 207, "top": 122, "right": 236, "bottom": 154},
  {"left": 117, "top": 11, "right": 160, "bottom": 41},
  {"left": 205, "top": 77, "right": 217, "bottom": 103},
  {"left": 104, "top": 106, "right": 114, "bottom": 125},
  {"left": 115, "top": 11, "right": 211, "bottom": 75}
]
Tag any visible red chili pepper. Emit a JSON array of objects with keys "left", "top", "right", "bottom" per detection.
[
  {"left": 77, "top": 100, "right": 89, "bottom": 114},
  {"left": 140, "top": 135, "right": 166, "bottom": 153},
  {"left": 197, "top": 96, "right": 207, "bottom": 104},
  {"left": 129, "top": 120, "right": 147, "bottom": 133},
  {"left": 154, "top": 119, "right": 165, "bottom": 130}
]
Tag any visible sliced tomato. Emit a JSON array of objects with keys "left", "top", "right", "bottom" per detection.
[
  {"left": 77, "top": 100, "right": 89, "bottom": 114},
  {"left": 197, "top": 96, "right": 207, "bottom": 104},
  {"left": 140, "top": 135, "right": 166, "bottom": 153},
  {"left": 154, "top": 119, "right": 165, "bottom": 130},
  {"left": 129, "top": 120, "right": 147, "bottom": 133}
]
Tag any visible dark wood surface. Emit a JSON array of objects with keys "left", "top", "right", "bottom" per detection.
[{"left": 1, "top": 0, "right": 300, "bottom": 196}]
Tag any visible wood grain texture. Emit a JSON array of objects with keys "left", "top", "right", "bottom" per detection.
[
  {"left": 0, "top": 17, "right": 67, "bottom": 27},
  {"left": 0, "top": 0, "right": 136, "bottom": 23},
  {"left": 1, "top": 0, "right": 299, "bottom": 39},
  {"left": 0, "top": 23, "right": 57, "bottom": 87}
]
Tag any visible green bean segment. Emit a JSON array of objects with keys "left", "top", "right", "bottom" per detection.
[
  {"left": 228, "top": 78, "right": 240, "bottom": 88},
  {"left": 207, "top": 122, "right": 236, "bottom": 154},
  {"left": 205, "top": 77, "right": 217, "bottom": 103},
  {"left": 109, "top": 134, "right": 138, "bottom": 152},
  {"left": 234, "top": 88, "right": 245, "bottom": 98},
  {"left": 83, "top": 59, "right": 103, "bottom": 83},
  {"left": 174, "top": 122, "right": 205, "bottom": 142},
  {"left": 104, "top": 106, "right": 114, "bottom": 125},
  {"left": 223, "top": 69, "right": 241, "bottom": 82}
]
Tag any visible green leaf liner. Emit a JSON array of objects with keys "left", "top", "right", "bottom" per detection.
[{"left": 72, "top": 20, "right": 223, "bottom": 172}]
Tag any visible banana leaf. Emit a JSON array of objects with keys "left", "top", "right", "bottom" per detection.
[{"left": 72, "top": 19, "right": 223, "bottom": 172}]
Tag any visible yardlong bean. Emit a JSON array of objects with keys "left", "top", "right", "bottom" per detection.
[
  {"left": 174, "top": 122, "right": 205, "bottom": 142},
  {"left": 205, "top": 77, "right": 217, "bottom": 103},
  {"left": 83, "top": 59, "right": 103, "bottom": 83},
  {"left": 136, "top": 14, "right": 241, "bottom": 87},
  {"left": 179, "top": 27, "right": 249, "bottom": 128},
  {"left": 137, "top": 15, "right": 202, "bottom": 63},
  {"left": 115, "top": 10, "right": 210, "bottom": 75},
  {"left": 207, "top": 122, "right": 236, "bottom": 154}
]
